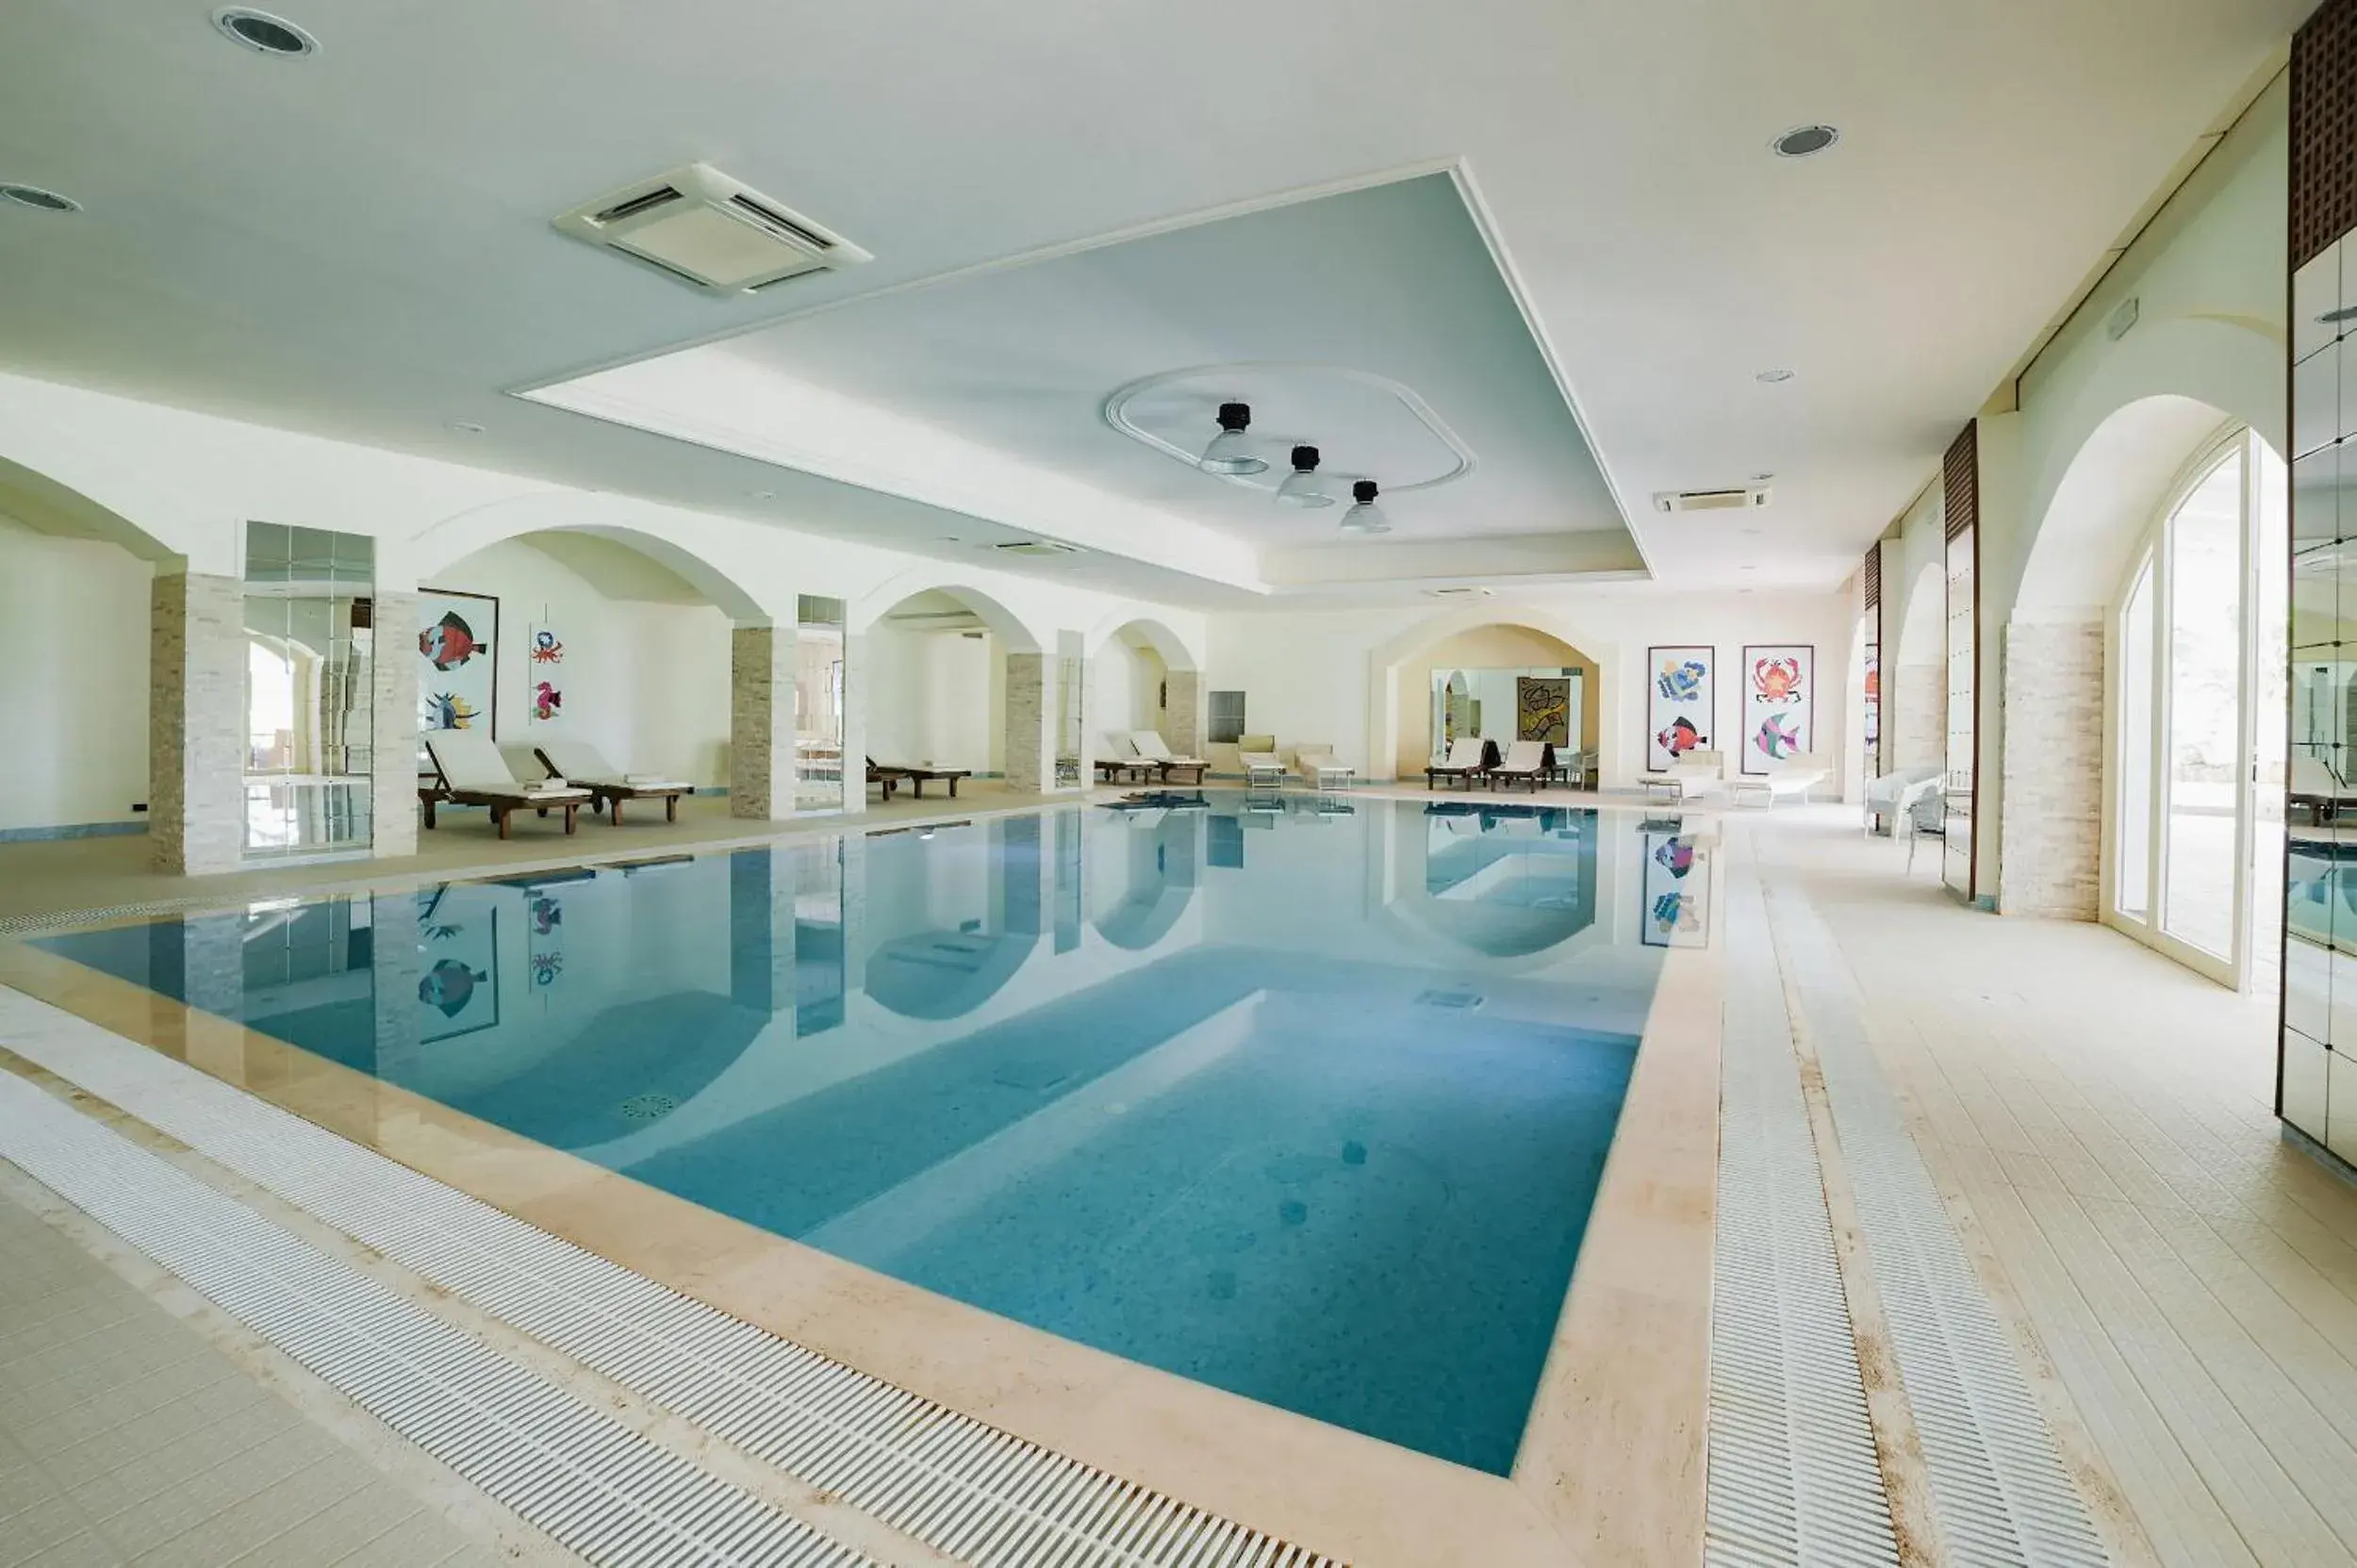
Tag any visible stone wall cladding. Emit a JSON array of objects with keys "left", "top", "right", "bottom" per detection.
[
  {"left": 730, "top": 624, "right": 795, "bottom": 819},
  {"left": 1998, "top": 620, "right": 2104, "bottom": 919},
  {"left": 149, "top": 572, "right": 245, "bottom": 874},
  {"left": 1003, "top": 652, "right": 1047, "bottom": 794},
  {"left": 1164, "top": 669, "right": 1202, "bottom": 759},
  {"left": 370, "top": 590, "right": 420, "bottom": 858}
]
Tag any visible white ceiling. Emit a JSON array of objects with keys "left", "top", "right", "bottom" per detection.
[
  {"left": 0, "top": 0, "right": 2310, "bottom": 605},
  {"left": 554, "top": 174, "right": 1627, "bottom": 552}
]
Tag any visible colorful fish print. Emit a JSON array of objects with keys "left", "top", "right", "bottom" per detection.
[
  {"left": 1654, "top": 837, "right": 1695, "bottom": 879},
  {"left": 1656, "top": 659, "right": 1707, "bottom": 702},
  {"left": 425, "top": 692, "right": 479, "bottom": 731},
  {"left": 1753, "top": 656, "right": 1804, "bottom": 703},
  {"left": 532, "top": 682, "right": 562, "bottom": 722},
  {"left": 1656, "top": 716, "right": 1704, "bottom": 758},
  {"left": 531, "top": 629, "right": 565, "bottom": 665},
  {"left": 420, "top": 611, "right": 486, "bottom": 671},
  {"left": 417, "top": 958, "right": 485, "bottom": 1018},
  {"left": 1755, "top": 715, "right": 1801, "bottom": 760},
  {"left": 1651, "top": 890, "right": 1690, "bottom": 933}
]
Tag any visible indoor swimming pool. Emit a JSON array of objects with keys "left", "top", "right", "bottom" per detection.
[{"left": 33, "top": 796, "right": 1698, "bottom": 1476}]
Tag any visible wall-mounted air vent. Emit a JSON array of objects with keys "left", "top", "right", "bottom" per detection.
[
  {"left": 1653, "top": 487, "right": 1772, "bottom": 514},
  {"left": 1428, "top": 586, "right": 1493, "bottom": 599},
  {"left": 991, "top": 539, "right": 1081, "bottom": 558},
  {"left": 554, "top": 162, "right": 871, "bottom": 296}
]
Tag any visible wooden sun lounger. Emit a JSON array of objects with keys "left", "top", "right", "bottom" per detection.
[
  {"left": 531, "top": 744, "right": 692, "bottom": 825},
  {"left": 421, "top": 733, "right": 592, "bottom": 838}
]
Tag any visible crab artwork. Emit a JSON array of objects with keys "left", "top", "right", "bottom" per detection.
[{"left": 1753, "top": 656, "right": 1804, "bottom": 703}]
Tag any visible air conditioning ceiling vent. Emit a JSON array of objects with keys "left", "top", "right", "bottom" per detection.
[
  {"left": 991, "top": 539, "right": 1081, "bottom": 558},
  {"left": 1654, "top": 487, "right": 1772, "bottom": 514},
  {"left": 555, "top": 162, "right": 871, "bottom": 295}
]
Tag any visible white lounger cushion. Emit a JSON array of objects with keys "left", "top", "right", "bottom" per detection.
[
  {"left": 1494, "top": 740, "right": 1546, "bottom": 773},
  {"left": 1129, "top": 731, "right": 1206, "bottom": 766},
  {"left": 533, "top": 741, "right": 690, "bottom": 791},
  {"left": 1435, "top": 737, "right": 1485, "bottom": 770},
  {"left": 1239, "top": 751, "right": 1284, "bottom": 770},
  {"left": 1103, "top": 732, "right": 1143, "bottom": 758},
  {"left": 425, "top": 732, "right": 585, "bottom": 800}
]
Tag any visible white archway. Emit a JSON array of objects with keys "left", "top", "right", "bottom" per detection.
[
  {"left": 404, "top": 492, "right": 780, "bottom": 623},
  {"left": 849, "top": 569, "right": 1047, "bottom": 653},
  {"left": 1082, "top": 610, "right": 1202, "bottom": 670},
  {"left": 1365, "top": 606, "right": 1615, "bottom": 784}
]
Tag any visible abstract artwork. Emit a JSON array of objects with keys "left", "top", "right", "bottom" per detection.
[
  {"left": 1516, "top": 676, "right": 1572, "bottom": 745},
  {"left": 1740, "top": 643, "right": 1815, "bottom": 775},
  {"left": 1640, "top": 822, "right": 1707, "bottom": 948},
  {"left": 1646, "top": 645, "right": 1714, "bottom": 771},
  {"left": 418, "top": 589, "right": 498, "bottom": 738}
]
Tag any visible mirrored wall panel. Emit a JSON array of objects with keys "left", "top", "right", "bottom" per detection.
[{"left": 242, "top": 522, "right": 374, "bottom": 859}]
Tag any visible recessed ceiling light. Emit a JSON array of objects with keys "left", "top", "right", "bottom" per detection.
[
  {"left": 749, "top": 489, "right": 776, "bottom": 500},
  {"left": 1740, "top": 565, "right": 1757, "bottom": 571},
  {"left": 1772, "top": 124, "right": 1839, "bottom": 158},
  {"left": 1756, "top": 369, "right": 1795, "bottom": 384},
  {"left": 446, "top": 421, "right": 486, "bottom": 435},
  {"left": 0, "top": 183, "right": 79, "bottom": 213},
  {"left": 937, "top": 535, "right": 964, "bottom": 543},
  {"left": 212, "top": 8, "right": 318, "bottom": 56},
  {"left": 1752, "top": 470, "right": 1775, "bottom": 482},
  {"left": 1741, "top": 527, "right": 1763, "bottom": 536}
]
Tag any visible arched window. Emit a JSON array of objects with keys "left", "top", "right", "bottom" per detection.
[{"left": 2108, "top": 427, "right": 2287, "bottom": 983}]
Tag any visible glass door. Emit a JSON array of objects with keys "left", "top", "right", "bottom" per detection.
[{"left": 2108, "top": 431, "right": 2269, "bottom": 988}]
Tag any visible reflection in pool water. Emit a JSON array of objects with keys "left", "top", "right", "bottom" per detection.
[{"left": 41, "top": 798, "right": 1683, "bottom": 1475}]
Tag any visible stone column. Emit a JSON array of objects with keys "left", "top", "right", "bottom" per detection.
[
  {"left": 841, "top": 632, "right": 868, "bottom": 815},
  {"left": 1164, "top": 668, "right": 1203, "bottom": 757},
  {"left": 1004, "top": 651, "right": 1050, "bottom": 794},
  {"left": 1998, "top": 620, "right": 2102, "bottom": 918},
  {"left": 370, "top": 590, "right": 420, "bottom": 858},
  {"left": 150, "top": 571, "right": 246, "bottom": 875},
  {"left": 731, "top": 623, "right": 796, "bottom": 820}
]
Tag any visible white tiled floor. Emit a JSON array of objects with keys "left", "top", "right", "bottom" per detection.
[
  {"left": 1750, "top": 809, "right": 2357, "bottom": 1567},
  {"left": 0, "top": 1186, "right": 509, "bottom": 1568}
]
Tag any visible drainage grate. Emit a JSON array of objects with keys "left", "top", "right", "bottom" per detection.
[
  {"left": 618, "top": 1093, "right": 678, "bottom": 1122},
  {"left": 1707, "top": 867, "right": 1900, "bottom": 1567},
  {"left": 0, "top": 991, "right": 1345, "bottom": 1568},
  {"left": 1758, "top": 870, "right": 2108, "bottom": 1567},
  {"left": 0, "top": 1069, "right": 875, "bottom": 1568}
]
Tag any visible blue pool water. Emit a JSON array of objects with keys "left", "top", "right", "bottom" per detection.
[{"left": 40, "top": 796, "right": 1692, "bottom": 1474}]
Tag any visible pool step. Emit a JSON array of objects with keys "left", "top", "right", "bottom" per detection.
[{"left": 0, "top": 990, "right": 1349, "bottom": 1568}]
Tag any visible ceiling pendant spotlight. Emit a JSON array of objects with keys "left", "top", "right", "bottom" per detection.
[
  {"left": 1275, "top": 445, "right": 1333, "bottom": 509},
  {"left": 1339, "top": 480, "right": 1391, "bottom": 536},
  {"left": 1198, "top": 402, "right": 1268, "bottom": 475}
]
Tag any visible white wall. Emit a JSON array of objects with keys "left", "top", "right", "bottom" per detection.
[
  {"left": 864, "top": 627, "right": 997, "bottom": 771},
  {"left": 1091, "top": 636, "right": 1166, "bottom": 743},
  {"left": 428, "top": 538, "right": 733, "bottom": 787},
  {"left": 0, "top": 516, "right": 152, "bottom": 833},
  {"left": 1205, "top": 586, "right": 1854, "bottom": 790}
]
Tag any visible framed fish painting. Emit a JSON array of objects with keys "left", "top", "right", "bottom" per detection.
[
  {"left": 1646, "top": 645, "right": 1715, "bottom": 772},
  {"left": 1740, "top": 643, "right": 1815, "bottom": 775},
  {"left": 418, "top": 588, "right": 498, "bottom": 738}
]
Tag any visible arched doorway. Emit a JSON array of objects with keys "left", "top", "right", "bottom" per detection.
[
  {"left": 423, "top": 528, "right": 753, "bottom": 818},
  {"left": 1387, "top": 623, "right": 1600, "bottom": 783},
  {"left": 1089, "top": 616, "right": 1204, "bottom": 764},
  {"left": 2010, "top": 396, "right": 2286, "bottom": 986},
  {"left": 860, "top": 583, "right": 1054, "bottom": 796}
]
